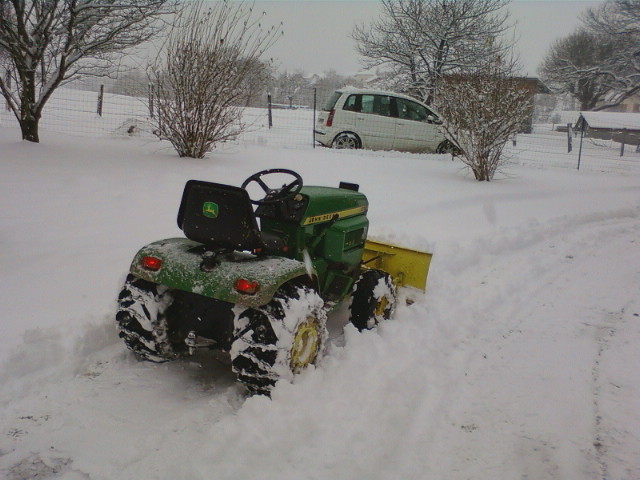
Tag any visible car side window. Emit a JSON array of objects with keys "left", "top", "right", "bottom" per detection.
[
  {"left": 374, "top": 95, "right": 392, "bottom": 117},
  {"left": 396, "top": 98, "right": 435, "bottom": 122},
  {"left": 361, "top": 95, "right": 375, "bottom": 114},
  {"left": 343, "top": 94, "right": 360, "bottom": 112},
  {"left": 359, "top": 94, "right": 392, "bottom": 117}
]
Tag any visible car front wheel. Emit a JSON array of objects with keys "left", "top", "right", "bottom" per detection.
[{"left": 436, "top": 140, "right": 461, "bottom": 155}]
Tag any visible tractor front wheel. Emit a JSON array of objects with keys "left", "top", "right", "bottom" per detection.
[
  {"left": 436, "top": 140, "right": 461, "bottom": 155},
  {"left": 349, "top": 270, "right": 397, "bottom": 330},
  {"left": 230, "top": 283, "right": 328, "bottom": 395}
]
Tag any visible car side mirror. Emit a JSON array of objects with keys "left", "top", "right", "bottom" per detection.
[{"left": 427, "top": 115, "right": 442, "bottom": 125}]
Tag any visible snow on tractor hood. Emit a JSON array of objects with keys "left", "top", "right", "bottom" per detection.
[{"left": 129, "top": 238, "right": 311, "bottom": 308}]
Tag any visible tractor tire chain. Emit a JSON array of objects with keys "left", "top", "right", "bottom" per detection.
[
  {"left": 231, "top": 306, "right": 282, "bottom": 394},
  {"left": 349, "top": 269, "right": 396, "bottom": 330},
  {"left": 116, "top": 274, "right": 175, "bottom": 362},
  {"left": 232, "top": 346, "right": 278, "bottom": 376},
  {"left": 231, "top": 283, "right": 327, "bottom": 395}
]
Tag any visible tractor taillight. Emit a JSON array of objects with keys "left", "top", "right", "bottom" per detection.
[
  {"left": 326, "top": 109, "right": 335, "bottom": 127},
  {"left": 142, "top": 256, "right": 163, "bottom": 271},
  {"left": 235, "top": 278, "right": 260, "bottom": 295}
]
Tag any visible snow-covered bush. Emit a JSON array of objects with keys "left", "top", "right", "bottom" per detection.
[
  {"left": 150, "top": 0, "right": 281, "bottom": 158},
  {"left": 435, "top": 59, "right": 531, "bottom": 181}
]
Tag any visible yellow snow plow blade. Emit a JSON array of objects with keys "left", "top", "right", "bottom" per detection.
[{"left": 362, "top": 240, "right": 432, "bottom": 291}]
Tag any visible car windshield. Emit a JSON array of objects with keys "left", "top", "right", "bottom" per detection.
[{"left": 322, "top": 91, "right": 342, "bottom": 111}]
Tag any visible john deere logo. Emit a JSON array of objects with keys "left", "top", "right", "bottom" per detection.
[{"left": 202, "top": 202, "right": 219, "bottom": 218}]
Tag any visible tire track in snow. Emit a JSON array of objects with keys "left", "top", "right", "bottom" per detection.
[
  {"left": 589, "top": 302, "right": 640, "bottom": 480},
  {"left": 592, "top": 311, "right": 618, "bottom": 480},
  {"left": 384, "top": 210, "right": 640, "bottom": 479}
]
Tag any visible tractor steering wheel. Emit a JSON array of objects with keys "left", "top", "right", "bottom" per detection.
[{"left": 241, "top": 169, "right": 303, "bottom": 205}]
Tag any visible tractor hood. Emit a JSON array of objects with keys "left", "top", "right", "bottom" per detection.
[
  {"left": 129, "top": 238, "right": 311, "bottom": 307},
  {"left": 299, "top": 186, "right": 368, "bottom": 225}
]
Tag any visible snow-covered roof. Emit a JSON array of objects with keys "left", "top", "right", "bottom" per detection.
[
  {"left": 579, "top": 112, "right": 640, "bottom": 130},
  {"left": 551, "top": 111, "right": 581, "bottom": 125}
]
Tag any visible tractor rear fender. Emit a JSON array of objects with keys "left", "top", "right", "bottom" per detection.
[
  {"left": 128, "top": 238, "right": 316, "bottom": 308},
  {"left": 362, "top": 240, "right": 433, "bottom": 292}
]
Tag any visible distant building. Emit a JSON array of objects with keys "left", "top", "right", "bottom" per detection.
[
  {"left": 352, "top": 71, "right": 378, "bottom": 86},
  {"left": 575, "top": 112, "right": 640, "bottom": 148},
  {"left": 596, "top": 92, "right": 640, "bottom": 113},
  {"left": 515, "top": 78, "right": 551, "bottom": 133}
]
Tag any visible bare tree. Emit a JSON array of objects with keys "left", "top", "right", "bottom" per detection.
[
  {"left": 241, "top": 57, "right": 276, "bottom": 108},
  {"left": 352, "top": 0, "right": 512, "bottom": 105},
  {"left": 150, "top": 1, "right": 282, "bottom": 158},
  {"left": 583, "top": 0, "right": 640, "bottom": 110},
  {"left": 112, "top": 69, "right": 150, "bottom": 98},
  {"left": 434, "top": 56, "right": 531, "bottom": 181},
  {"left": 538, "top": 30, "right": 613, "bottom": 110},
  {"left": 0, "top": 0, "right": 179, "bottom": 143},
  {"left": 274, "top": 70, "right": 308, "bottom": 107},
  {"left": 539, "top": 0, "right": 640, "bottom": 112}
]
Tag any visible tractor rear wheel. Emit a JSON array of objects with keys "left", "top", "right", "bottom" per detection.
[
  {"left": 230, "top": 283, "right": 328, "bottom": 395},
  {"left": 116, "top": 274, "right": 177, "bottom": 362},
  {"left": 349, "top": 269, "right": 397, "bottom": 330}
]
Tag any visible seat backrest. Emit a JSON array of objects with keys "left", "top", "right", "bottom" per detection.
[{"left": 177, "top": 180, "right": 263, "bottom": 251}]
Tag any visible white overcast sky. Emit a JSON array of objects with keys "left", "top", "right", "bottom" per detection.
[{"left": 254, "top": 0, "right": 603, "bottom": 77}]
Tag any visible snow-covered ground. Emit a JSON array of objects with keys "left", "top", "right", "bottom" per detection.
[{"left": 1, "top": 124, "right": 639, "bottom": 480}]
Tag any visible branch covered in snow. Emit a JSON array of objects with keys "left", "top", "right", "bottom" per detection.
[
  {"left": 538, "top": 0, "right": 640, "bottom": 111},
  {"left": 538, "top": 30, "right": 613, "bottom": 111},
  {"left": 351, "top": 0, "right": 513, "bottom": 105},
  {"left": 583, "top": 0, "right": 640, "bottom": 110}
]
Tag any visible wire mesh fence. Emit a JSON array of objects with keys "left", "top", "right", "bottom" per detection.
[{"left": 2, "top": 80, "right": 639, "bottom": 175}]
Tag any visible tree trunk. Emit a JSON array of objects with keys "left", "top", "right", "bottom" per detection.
[
  {"left": 580, "top": 99, "right": 596, "bottom": 111},
  {"left": 19, "top": 116, "right": 40, "bottom": 143},
  {"left": 472, "top": 154, "right": 492, "bottom": 181},
  {"left": 19, "top": 72, "right": 41, "bottom": 143}
]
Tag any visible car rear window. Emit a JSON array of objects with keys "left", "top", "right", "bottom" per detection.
[{"left": 322, "top": 91, "right": 342, "bottom": 111}]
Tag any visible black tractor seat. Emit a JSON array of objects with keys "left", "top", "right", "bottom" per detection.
[{"left": 177, "top": 180, "right": 284, "bottom": 252}]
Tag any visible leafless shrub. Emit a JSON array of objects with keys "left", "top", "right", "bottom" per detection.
[
  {"left": 435, "top": 57, "right": 531, "bottom": 181},
  {"left": 150, "top": 0, "right": 282, "bottom": 158}
]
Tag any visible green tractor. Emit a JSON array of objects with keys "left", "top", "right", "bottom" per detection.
[{"left": 116, "top": 169, "right": 431, "bottom": 395}]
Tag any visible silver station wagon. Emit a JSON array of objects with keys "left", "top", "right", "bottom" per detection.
[{"left": 315, "top": 88, "right": 456, "bottom": 154}]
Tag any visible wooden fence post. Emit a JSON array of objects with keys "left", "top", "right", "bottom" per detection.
[
  {"left": 148, "top": 83, "right": 154, "bottom": 118},
  {"left": 97, "top": 85, "right": 104, "bottom": 116}
]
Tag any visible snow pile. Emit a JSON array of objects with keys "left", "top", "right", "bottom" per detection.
[{"left": 0, "top": 126, "right": 639, "bottom": 479}]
